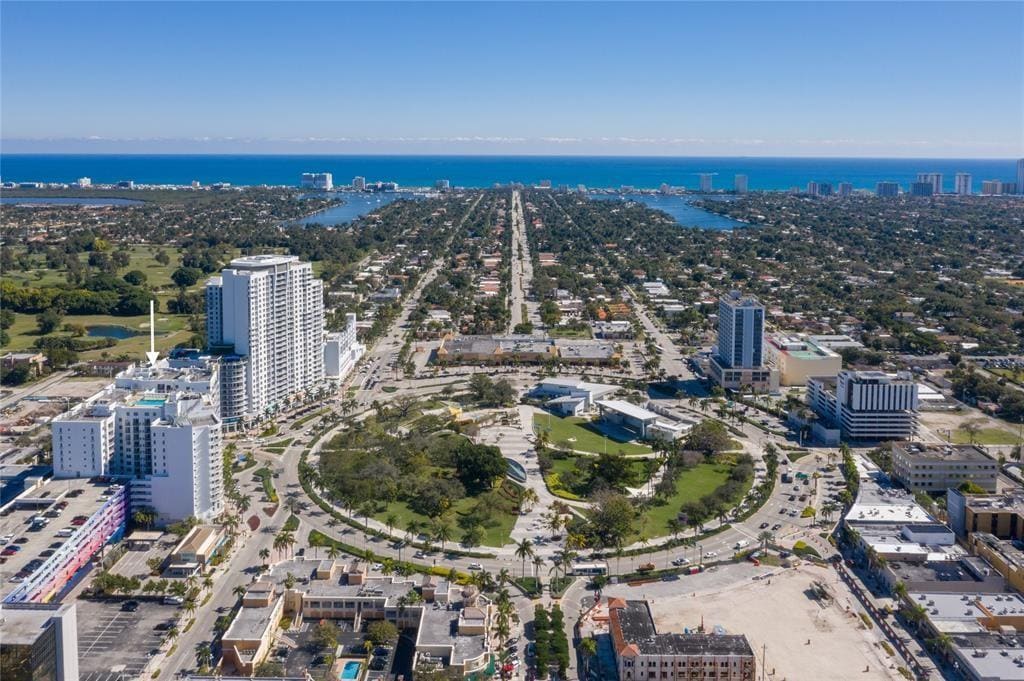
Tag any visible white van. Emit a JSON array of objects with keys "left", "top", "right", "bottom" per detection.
[{"left": 734, "top": 539, "right": 750, "bottom": 549}]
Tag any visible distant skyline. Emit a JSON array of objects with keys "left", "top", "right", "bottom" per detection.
[{"left": 2, "top": 1, "right": 1022, "bottom": 158}]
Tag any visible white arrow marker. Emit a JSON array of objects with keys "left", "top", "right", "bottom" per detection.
[{"left": 146, "top": 300, "right": 160, "bottom": 367}]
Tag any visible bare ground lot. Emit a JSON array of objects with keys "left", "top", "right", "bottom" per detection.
[{"left": 604, "top": 563, "right": 903, "bottom": 681}]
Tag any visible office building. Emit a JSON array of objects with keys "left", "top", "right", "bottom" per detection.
[
  {"left": 205, "top": 255, "right": 325, "bottom": 424},
  {"left": 299, "top": 172, "right": 333, "bottom": 191},
  {"left": 698, "top": 173, "right": 713, "bottom": 193},
  {"left": 323, "top": 313, "right": 364, "bottom": 381},
  {"left": 764, "top": 334, "right": 842, "bottom": 386},
  {"left": 955, "top": 172, "right": 972, "bottom": 195},
  {"left": 909, "top": 181, "right": 934, "bottom": 197},
  {"left": 52, "top": 363, "right": 224, "bottom": 524},
  {"left": 891, "top": 443, "right": 998, "bottom": 493},
  {"left": 917, "top": 172, "right": 943, "bottom": 195},
  {"left": 709, "top": 291, "right": 776, "bottom": 392},
  {"left": 876, "top": 181, "right": 900, "bottom": 197},
  {"left": 838, "top": 182, "right": 853, "bottom": 196},
  {"left": 0, "top": 602, "right": 79, "bottom": 681},
  {"left": 807, "top": 370, "right": 919, "bottom": 442},
  {"left": 352, "top": 176, "right": 366, "bottom": 191},
  {"left": 947, "top": 488, "right": 1024, "bottom": 541},
  {"left": 734, "top": 174, "right": 748, "bottom": 194},
  {"left": 609, "top": 600, "right": 756, "bottom": 681}
]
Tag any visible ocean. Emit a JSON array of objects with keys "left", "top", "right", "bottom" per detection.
[{"left": 1, "top": 155, "right": 1018, "bottom": 193}]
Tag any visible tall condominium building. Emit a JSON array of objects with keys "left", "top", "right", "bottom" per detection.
[
  {"left": 876, "top": 181, "right": 900, "bottom": 197},
  {"left": 909, "top": 181, "right": 934, "bottom": 197},
  {"left": 1018, "top": 159, "right": 1024, "bottom": 195},
  {"left": 955, "top": 172, "right": 973, "bottom": 195},
  {"left": 734, "top": 174, "right": 748, "bottom": 194},
  {"left": 300, "top": 172, "right": 333, "bottom": 191},
  {"left": 698, "top": 173, "right": 713, "bottom": 192},
  {"left": 838, "top": 182, "right": 854, "bottom": 196},
  {"left": 807, "top": 370, "right": 919, "bottom": 442},
  {"left": 609, "top": 600, "right": 756, "bottom": 681},
  {"left": 52, "top": 357, "right": 224, "bottom": 523},
  {"left": 709, "top": 291, "right": 775, "bottom": 391},
  {"left": 352, "top": 176, "right": 366, "bottom": 191},
  {"left": 981, "top": 180, "right": 1005, "bottom": 195},
  {"left": 917, "top": 172, "right": 943, "bottom": 195},
  {"left": 435, "top": 179, "right": 450, "bottom": 191},
  {"left": 205, "top": 255, "right": 325, "bottom": 423},
  {"left": 806, "top": 181, "right": 818, "bottom": 196}
]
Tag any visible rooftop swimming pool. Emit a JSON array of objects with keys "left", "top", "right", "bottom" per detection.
[{"left": 136, "top": 398, "right": 166, "bottom": 406}]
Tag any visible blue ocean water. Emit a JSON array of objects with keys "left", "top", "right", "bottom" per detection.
[{"left": 0, "top": 155, "right": 1017, "bottom": 193}]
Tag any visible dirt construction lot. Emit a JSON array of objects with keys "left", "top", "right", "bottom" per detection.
[{"left": 604, "top": 563, "right": 903, "bottom": 681}]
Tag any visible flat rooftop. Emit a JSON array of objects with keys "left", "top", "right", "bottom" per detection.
[
  {"left": 0, "top": 476, "right": 122, "bottom": 600},
  {"left": 0, "top": 602, "right": 74, "bottom": 645},
  {"left": 224, "top": 599, "right": 279, "bottom": 641},
  {"left": 895, "top": 443, "right": 991, "bottom": 462},
  {"left": 887, "top": 558, "right": 1006, "bottom": 591},
  {"left": 962, "top": 490, "right": 1024, "bottom": 515},
  {"left": 614, "top": 601, "right": 754, "bottom": 657},
  {"left": 595, "top": 400, "right": 660, "bottom": 422}
]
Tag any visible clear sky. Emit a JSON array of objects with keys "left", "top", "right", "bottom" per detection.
[{"left": 2, "top": 1, "right": 1021, "bottom": 157}]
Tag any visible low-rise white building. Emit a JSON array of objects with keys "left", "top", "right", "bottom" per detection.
[{"left": 534, "top": 378, "right": 619, "bottom": 416}]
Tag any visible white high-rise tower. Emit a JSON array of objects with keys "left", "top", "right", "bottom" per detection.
[{"left": 206, "top": 255, "right": 325, "bottom": 421}]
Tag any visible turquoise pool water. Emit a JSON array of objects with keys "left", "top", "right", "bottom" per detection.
[
  {"left": 137, "top": 398, "right": 166, "bottom": 406},
  {"left": 340, "top": 661, "right": 362, "bottom": 680}
]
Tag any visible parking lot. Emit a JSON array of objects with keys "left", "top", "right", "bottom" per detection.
[{"left": 77, "top": 598, "right": 179, "bottom": 681}]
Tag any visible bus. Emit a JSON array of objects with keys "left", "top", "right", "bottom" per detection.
[{"left": 570, "top": 561, "right": 609, "bottom": 576}]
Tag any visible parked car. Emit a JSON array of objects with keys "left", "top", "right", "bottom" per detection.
[
  {"left": 759, "top": 522, "right": 769, "bottom": 529},
  {"left": 121, "top": 601, "right": 139, "bottom": 612},
  {"left": 163, "top": 596, "right": 183, "bottom": 606}
]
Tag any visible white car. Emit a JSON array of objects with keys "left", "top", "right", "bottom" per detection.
[
  {"left": 704, "top": 551, "right": 718, "bottom": 559},
  {"left": 671, "top": 557, "right": 690, "bottom": 566},
  {"left": 467, "top": 563, "right": 483, "bottom": 571},
  {"left": 163, "top": 596, "right": 184, "bottom": 605}
]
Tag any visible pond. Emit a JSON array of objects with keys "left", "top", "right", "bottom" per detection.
[{"left": 87, "top": 324, "right": 140, "bottom": 339}]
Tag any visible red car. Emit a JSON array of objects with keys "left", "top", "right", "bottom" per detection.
[{"left": 2, "top": 548, "right": 18, "bottom": 557}]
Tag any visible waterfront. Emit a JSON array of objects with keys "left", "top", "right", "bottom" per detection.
[
  {"left": 1, "top": 154, "right": 1017, "bottom": 192},
  {"left": 0, "top": 197, "right": 144, "bottom": 206},
  {"left": 588, "top": 192, "right": 743, "bottom": 230},
  {"left": 293, "top": 192, "right": 416, "bottom": 227}
]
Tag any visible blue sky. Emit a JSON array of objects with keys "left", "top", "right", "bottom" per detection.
[{"left": 2, "top": 1, "right": 1021, "bottom": 157}]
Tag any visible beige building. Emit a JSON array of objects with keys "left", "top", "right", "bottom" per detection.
[
  {"left": 610, "top": 600, "right": 756, "bottom": 681},
  {"left": 891, "top": 443, "right": 998, "bottom": 493},
  {"left": 221, "top": 581, "right": 284, "bottom": 675},
  {"left": 764, "top": 334, "right": 842, "bottom": 386},
  {"left": 168, "top": 525, "right": 226, "bottom": 574}
]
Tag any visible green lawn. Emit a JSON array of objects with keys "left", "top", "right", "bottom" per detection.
[
  {"left": 952, "top": 426, "right": 1023, "bottom": 446},
  {"left": 988, "top": 368, "right": 1024, "bottom": 386},
  {"left": 635, "top": 462, "right": 743, "bottom": 539},
  {"left": 547, "top": 326, "right": 593, "bottom": 339},
  {"left": 5, "top": 311, "right": 193, "bottom": 358},
  {"left": 545, "top": 453, "right": 650, "bottom": 500},
  {"left": 371, "top": 481, "right": 522, "bottom": 548},
  {"left": 534, "top": 414, "right": 651, "bottom": 456}
]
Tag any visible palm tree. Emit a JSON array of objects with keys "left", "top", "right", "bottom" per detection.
[
  {"left": 384, "top": 513, "right": 399, "bottom": 538},
  {"left": 233, "top": 584, "right": 248, "bottom": 599},
  {"left": 892, "top": 580, "right": 908, "bottom": 603},
  {"left": 195, "top": 642, "right": 212, "bottom": 672},
  {"left": 327, "top": 544, "right": 341, "bottom": 562},
  {"left": 580, "top": 637, "right": 598, "bottom": 680},
  {"left": 514, "top": 538, "right": 535, "bottom": 579},
  {"left": 757, "top": 531, "right": 774, "bottom": 551},
  {"left": 258, "top": 547, "right": 271, "bottom": 567},
  {"left": 497, "top": 568, "right": 512, "bottom": 587},
  {"left": 432, "top": 519, "right": 454, "bottom": 553},
  {"left": 532, "top": 555, "right": 545, "bottom": 587}
]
